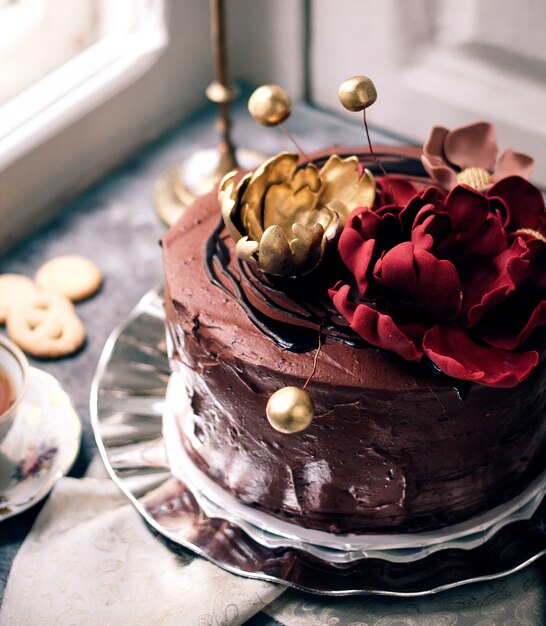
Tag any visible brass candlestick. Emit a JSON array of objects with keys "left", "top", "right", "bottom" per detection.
[{"left": 155, "top": 0, "right": 264, "bottom": 227}]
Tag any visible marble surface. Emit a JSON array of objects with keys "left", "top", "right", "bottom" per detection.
[{"left": 0, "top": 94, "right": 396, "bottom": 608}]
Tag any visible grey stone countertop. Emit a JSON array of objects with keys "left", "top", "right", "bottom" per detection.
[{"left": 1, "top": 93, "right": 544, "bottom": 626}]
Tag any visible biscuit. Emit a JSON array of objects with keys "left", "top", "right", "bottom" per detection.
[
  {"left": 0, "top": 274, "right": 38, "bottom": 324},
  {"left": 7, "top": 291, "right": 85, "bottom": 358},
  {"left": 36, "top": 256, "right": 102, "bottom": 302}
]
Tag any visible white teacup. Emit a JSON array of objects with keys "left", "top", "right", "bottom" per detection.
[{"left": 0, "top": 335, "right": 28, "bottom": 444}]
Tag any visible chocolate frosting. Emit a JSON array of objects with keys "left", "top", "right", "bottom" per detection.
[{"left": 162, "top": 145, "right": 546, "bottom": 533}]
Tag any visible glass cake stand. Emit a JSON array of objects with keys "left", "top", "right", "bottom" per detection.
[{"left": 90, "top": 287, "right": 546, "bottom": 596}]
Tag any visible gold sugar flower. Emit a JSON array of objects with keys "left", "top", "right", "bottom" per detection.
[{"left": 218, "top": 152, "right": 375, "bottom": 277}]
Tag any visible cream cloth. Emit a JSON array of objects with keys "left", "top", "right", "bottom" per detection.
[
  {"left": 265, "top": 566, "right": 545, "bottom": 626},
  {"left": 0, "top": 471, "right": 284, "bottom": 626}
]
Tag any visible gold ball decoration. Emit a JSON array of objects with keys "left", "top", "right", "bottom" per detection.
[
  {"left": 338, "top": 76, "right": 377, "bottom": 112},
  {"left": 248, "top": 84, "right": 292, "bottom": 126},
  {"left": 266, "top": 386, "right": 314, "bottom": 434}
]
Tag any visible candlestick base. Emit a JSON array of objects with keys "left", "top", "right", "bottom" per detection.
[{"left": 154, "top": 147, "right": 266, "bottom": 227}]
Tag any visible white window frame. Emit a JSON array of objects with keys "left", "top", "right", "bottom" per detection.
[{"left": 0, "top": 0, "right": 168, "bottom": 170}]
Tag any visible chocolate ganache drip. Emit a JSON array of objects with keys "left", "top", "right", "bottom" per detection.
[{"left": 205, "top": 150, "right": 429, "bottom": 353}]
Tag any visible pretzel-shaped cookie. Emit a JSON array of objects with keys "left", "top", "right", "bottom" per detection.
[
  {"left": 36, "top": 256, "right": 102, "bottom": 302},
  {"left": 0, "top": 274, "right": 38, "bottom": 324},
  {"left": 7, "top": 291, "right": 85, "bottom": 358}
]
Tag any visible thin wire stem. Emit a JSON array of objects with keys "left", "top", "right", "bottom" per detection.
[
  {"left": 362, "top": 110, "right": 399, "bottom": 207},
  {"left": 303, "top": 328, "right": 322, "bottom": 390},
  {"left": 280, "top": 125, "right": 311, "bottom": 164}
]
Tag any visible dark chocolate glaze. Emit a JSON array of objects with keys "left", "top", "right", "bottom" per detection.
[
  {"left": 204, "top": 216, "right": 320, "bottom": 351},
  {"left": 162, "top": 145, "right": 546, "bottom": 534}
]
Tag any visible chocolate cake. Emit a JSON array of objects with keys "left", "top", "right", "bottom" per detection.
[{"left": 162, "top": 136, "right": 546, "bottom": 534}]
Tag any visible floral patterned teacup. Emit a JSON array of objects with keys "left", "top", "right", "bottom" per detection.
[{"left": 0, "top": 335, "right": 28, "bottom": 444}]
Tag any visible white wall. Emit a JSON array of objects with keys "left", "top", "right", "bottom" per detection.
[{"left": 229, "top": 0, "right": 305, "bottom": 98}]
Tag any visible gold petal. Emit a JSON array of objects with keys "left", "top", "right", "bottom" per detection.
[
  {"left": 218, "top": 171, "right": 241, "bottom": 241},
  {"left": 218, "top": 170, "right": 236, "bottom": 196},
  {"left": 258, "top": 225, "right": 295, "bottom": 276},
  {"left": 236, "top": 236, "right": 259, "bottom": 262},
  {"left": 291, "top": 164, "right": 320, "bottom": 193},
  {"left": 263, "top": 183, "right": 319, "bottom": 233},
  {"left": 241, "top": 152, "right": 299, "bottom": 241},
  {"left": 289, "top": 223, "right": 325, "bottom": 272},
  {"left": 319, "top": 155, "right": 376, "bottom": 222},
  {"left": 218, "top": 171, "right": 251, "bottom": 242},
  {"left": 316, "top": 204, "right": 342, "bottom": 240}
]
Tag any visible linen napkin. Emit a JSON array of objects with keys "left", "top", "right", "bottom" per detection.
[
  {"left": 265, "top": 565, "right": 545, "bottom": 626},
  {"left": 0, "top": 469, "right": 284, "bottom": 626}
]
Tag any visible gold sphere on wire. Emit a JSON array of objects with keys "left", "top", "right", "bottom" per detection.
[
  {"left": 266, "top": 386, "right": 314, "bottom": 433},
  {"left": 248, "top": 84, "right": 292, "bottom": 126},
  {"left": 338, "top": 76, "right": 377, "bottom": 112}
]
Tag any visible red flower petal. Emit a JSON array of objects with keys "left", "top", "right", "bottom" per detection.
[
  {"left": 376, "top": 176, "right": 418, "bottom": 207},
  {"left": 487, "top": 176, "right": 545, "bottom": 232},
  {"left": 444, "top": 122, "right": 498, "bottom": 170},
  {"left": 373, "top": 241, "right": 461, "bottom": 321},
  {"left": 338, "top": 228, "right": 375, "bottom": 295},
  {"left": 472, "top": 238, "right": 546, "bottom": 350},
  {"left": 516, "top": 300, "right": 546, "bottom": 346},
  {"left": 461, "top": 238, "right": 529, "bottom": 326},
  {"left": 476, "top": 296, "right": 546, "bottom": 351},
  {"left": 439, "top": 185, "right": 506, "bottom": 261},
  {"left": 339, "top": 208, "right": 402, "bottom": 294},
  {"left": 399, "top": 186, "right": 444, "bottom": 236},
  {"left": 445, "top": 185, "right": 490, "bottom": 229},
  {"left": 330, "top": 283, "right": 423, "bottom": 361},
  {"left": 329, "top": 282, "right": 357, "bottom": 320},
  {"left": 412, "top": 207, "right": 451, "bottom": 252},
  {"left": 423, "top": 325, "right": 538, "bottom": 388}
]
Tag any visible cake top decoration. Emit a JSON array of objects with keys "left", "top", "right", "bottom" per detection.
[
  {"left": 214, "top": 77, "right": 545, "bottom": 400},
  {"left": 330, "top": 177, "right": 545, "bottom": 389},
  {"left": 338, "top": 75, "right": 377, "bottom": 112},
  {"left": 218, "top": 151, "right": 375, "bottom": 277},
  {"left": 248, "top": 84, "right": 292, "bottom": 127}
]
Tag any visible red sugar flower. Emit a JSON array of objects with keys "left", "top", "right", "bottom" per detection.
[{"left": 329, "top": 176, "right": 546, "bottom": 387}]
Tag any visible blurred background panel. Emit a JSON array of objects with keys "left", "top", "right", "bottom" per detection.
[{"left": 311, "top": 0, "right": 546, "bottom": 186}]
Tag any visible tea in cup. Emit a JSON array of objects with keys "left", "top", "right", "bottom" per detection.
[{"left": 0, "top": 335, "right": 28, "bottom": 443}]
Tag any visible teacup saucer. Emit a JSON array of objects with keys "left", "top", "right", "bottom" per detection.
[{"left": 0, "top": 367, "right": 81, "bottom": 521}]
